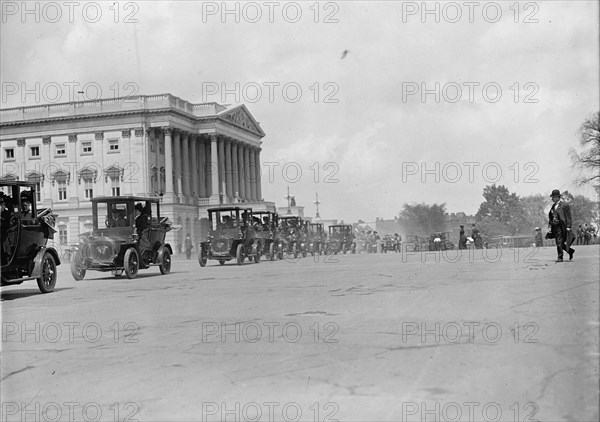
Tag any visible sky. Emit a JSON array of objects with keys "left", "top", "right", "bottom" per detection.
[{"left": 1, "top": 0, "right": 598, "bottom": 222}]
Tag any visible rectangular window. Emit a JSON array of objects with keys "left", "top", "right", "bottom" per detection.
[
  {"left": 149, "top": 141, "right": 155, "bottom": 152},
  {"left": 84, "top": 179, "right": 93, "bottom": 199},
  {"left": 30, "top": 146, "right": 40, "bottom": 157},
  {"left": 55, "top": 144, "right": 66, "bottom": 156},
  {"left": 108, "top": 139, "right": 119, "bottom": 152},
  {"left": 159, "top": 141, "right": 164, "bottom": 154},
  {"left": 35, "top": 182, "right": 41, "bottom": 202},
  {"left": 111, "top": 176, "right": 120, "bottom": 196},
  {"left": 59, "top": 227, "right": 68, "bottom": 245},
  {"left": 83, "top": 179, "right": 94, "bottom": 199},
  {"left": 81, "top": 142, "right": 92, "bottom": 154},
  {"left": 58, "top": 181, "right": 67, "bottom": 200},
  {"left": 5, "top": 148, "right": 14, "bottom": 159}
]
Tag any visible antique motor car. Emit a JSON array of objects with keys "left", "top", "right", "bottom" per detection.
[
  {"left": 278, "top": 215, "right": 304, "bottom": 258},
  {"left": 381, "top": 234, "right": 398, "bottom": 253},
  {"left": 198, "top": 207, "right": 261, "bottom": 266},
  {"left": 251, "top": 210, "right": 278, "bottom": 261},
  {"left": 308, "top": 223, "right": 325, "bottom": 255},
  {"left": 70, "top": 196, "right": 173, "bottom": 279},
  {"left": 326, "top": 224, "right": 356, "bottom": 254},
  {"left": 1, "top": 180, "right": 60, "bottom": 293},
  {"left": 428, "top": 232, "right": 455, "bottom": 251},
  {"left": 405, "top": 234, "right": 427, "bottom": 252}
]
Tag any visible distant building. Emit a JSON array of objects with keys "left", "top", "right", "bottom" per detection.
[{"left": 0, "top": 93, "right": 274, "bottom": 253}]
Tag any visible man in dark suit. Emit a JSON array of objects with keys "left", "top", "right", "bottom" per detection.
[{"left": 548, "top": 189, "right": 574, "bottom": 262}]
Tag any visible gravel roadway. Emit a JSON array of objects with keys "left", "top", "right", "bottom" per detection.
[{"left": 2, "top": 244, "right": 599, "bottom": 421}]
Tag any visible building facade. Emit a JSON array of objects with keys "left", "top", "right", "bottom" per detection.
[{"left": 0, "top": 93, "right": 274, "bottom": 253}]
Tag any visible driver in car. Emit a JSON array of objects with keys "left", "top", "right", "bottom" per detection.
[{"left": 135, "top": 203, "right": 151, "bottom": 252}]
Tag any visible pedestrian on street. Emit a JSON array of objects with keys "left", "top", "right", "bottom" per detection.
[
  {"left": 534, "top": 227, "right": 543, "bottom": 247},
  {"left": 583, "top": 223, "right": 591, "bottom": 245},
  {"left": 458, "top": 225, "right": 467, "bottom": 250},
  {"left": 576, "top": 225, "right": 584, "bottom": 245},
  {"left": 547, "top": 189, "right": 575, "bottom": 262},
  {"left": 471, "top": 223, "right": 482, "bottom": 249},
  {"left": 185, "top": 233, "right": 193, "bottom": 260}
]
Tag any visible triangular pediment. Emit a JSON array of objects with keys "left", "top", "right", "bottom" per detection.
[{"left": 219, "top": 105, "right": 265, "bottom": 137}]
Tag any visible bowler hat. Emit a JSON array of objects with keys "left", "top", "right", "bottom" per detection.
[
  {"left": 135, "top": 203, "right": 144, "bottom": 212},
  {"left": 550, "top": 189, "right": 561, "bottom": 197}
]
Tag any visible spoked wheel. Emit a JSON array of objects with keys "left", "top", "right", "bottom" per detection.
[
  {"left": 269, "top": 243, "right": 275, "bottom": 261},
  {"left": 160, "top": 248, "right": 171, "bottom": 275},
  {"left": 124, "top": 247, "right": 139, "bottom": 279},
  {"left": 199, "top": 248, "right": 208, "bottom": 267},
  {"left": 236, "top": 244, "right": 244, "bottom": 265},
  {"left": 37, "top": 253, "right": 57, "bottom": 293},
  {"left": 70, "top": 250, "right": 86, "bottom": 281},
  {"left": 254, "top": 246, "right": 260, "bottom": 263}
]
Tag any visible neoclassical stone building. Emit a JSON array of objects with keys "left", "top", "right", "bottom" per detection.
[{"left": 0, "top": 93, "right": 274, "bottom": 253}]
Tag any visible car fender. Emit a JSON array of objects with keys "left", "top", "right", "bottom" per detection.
[
  {"left": 31, "top": 246, "right": 61, "bottom": 278},
  {"left": 157, "top": 243, "right": 173, "bottom": 263}
]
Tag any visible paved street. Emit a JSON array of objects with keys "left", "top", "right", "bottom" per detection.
[{"left": 2, "top": 245, "right": 599, "bottom": 422}]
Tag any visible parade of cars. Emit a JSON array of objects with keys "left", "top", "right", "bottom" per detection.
[{"left": 3, "top": 180, "right": 495, "bottom": 280}]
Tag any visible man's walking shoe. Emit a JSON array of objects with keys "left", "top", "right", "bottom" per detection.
[
  {"left": 555, "top": 258, "right": 564, "bottom": 262},
  {"left": 569, "top": 249, "right": 575, "bottom": 261}
]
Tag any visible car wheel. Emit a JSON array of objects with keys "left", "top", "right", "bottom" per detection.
[
  {"left": 37, "top": 253, "right": 57, "bottom": 293},
  {"left": 236, "top": 244, "right": 244, "bottom": 265},
  {"left": 124, "top": 247, "right": 139, "bottom": 279},
  {"left": 269, "top": 243, "right": 275, "bottom": 261},
  {"left": 160, "top": 248, "right": 171, "bottom": 275},
  {"left": 70, "top": 250, "right": 86, "bottom": 281},
  {"left": 199, "top": 248, "right": 208, "bottom": 267}
]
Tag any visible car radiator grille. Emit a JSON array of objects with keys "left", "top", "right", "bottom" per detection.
[
  {"left": 212, "top": 238, "right": 230, "bottom": 253},
  {"left": 88, "top": 241, "right": 114, "bottom": 261}
]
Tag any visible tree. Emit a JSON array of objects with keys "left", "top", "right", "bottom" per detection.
[
  {"left": 399, "top": 203, "right": 447, "bottom": 235},
  {"left": 519, "top": 194, "right": 547, "bottom": 231},
  {"left": 570, "top": 111, "right": 600, "bottom": 187},
  {"left": 475, "top": 185, "right": 525, "bottom": 236},
  {"left": 561, "top": 190, "right": 599, "bottom": 229}
]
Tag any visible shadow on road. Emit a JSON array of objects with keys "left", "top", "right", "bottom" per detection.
[{"left": 1, "top": 287, "right": 75, "bottom": 301}]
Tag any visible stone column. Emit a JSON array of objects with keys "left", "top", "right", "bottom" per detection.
[
  {"left": 232, "top": 141, "right": 239, "bottom": 201},
  {"left": 163, "top": 127, "right": 174, "bottom": 201},
  {"left": 218, "top": 137, "right": 226, "bottom": 203},
  {"left": 191, "top": 135, "right": 198, "bottom": 201},
  {"left": 173, "top": 130, "right": 182, "bottom": 197},
  {"left": 249, "top": 147, "right": 257, "bottom": 201},
  {"left": 225, "top": 138, "right": 233, "bottom": 201},
  {"left": 182, "top": 132, "right": 190, "bottom": 200},
  {"left": 209, "top": 134, "right": 220, "bottom": 203},
  {"left": 205, "top": 140, "right": 212, "bottom": 197},
  {"left": 255, "top": 148, "right": 262, "bottom": 201},
  {"left": 243, "top": 145, "right": 251, "bottom": 201},
  {"left": 198, "top": 138, "right": 207, "bottom": 198},
  {"left": 42, "top": 136, "right": 53, "bottom": 206},
  {"left": 237, "top": 143, "right": 245, "bottom": 200}
]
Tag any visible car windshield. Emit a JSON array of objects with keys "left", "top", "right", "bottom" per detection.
[
  {"left": 210, "top": 210, "right": 244, "bottom": 230},
  {"left": 95, "top": 201, "right": 134, "bottom": 228}
]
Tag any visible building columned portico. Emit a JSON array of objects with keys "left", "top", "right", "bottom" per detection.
[{"left": 0, "top": 93, "right": 274, "bottom": 253}]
